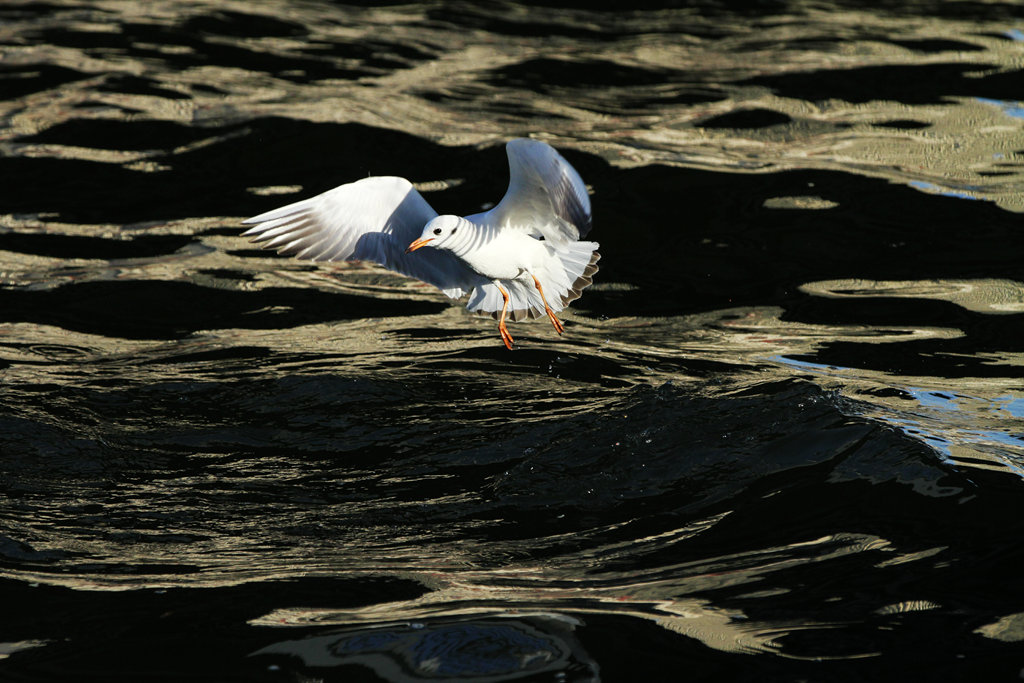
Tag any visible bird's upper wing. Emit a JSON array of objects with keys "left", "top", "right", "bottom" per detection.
[
  {"left": 242, "top": 176, "right": 482, "bottom": 298},
  {"left": 474, "top": 138, "right": 592, "bottom": 246}
]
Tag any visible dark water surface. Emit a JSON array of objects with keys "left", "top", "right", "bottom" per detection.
[{"left": 2, "top": 1, "right": 1024, "bottom": 680}]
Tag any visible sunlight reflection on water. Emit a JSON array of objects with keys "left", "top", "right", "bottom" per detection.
[{"left": 3, "top": 0, "right": 1024, "bottom": 678}]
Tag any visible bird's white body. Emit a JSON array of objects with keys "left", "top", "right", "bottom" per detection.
[
  {"left": 241, "top": 138, "right": 599, "bottom": 348},
  {"left": 427, "top": 215, "right": 557, "bottom": 282},
  {"left": 443, "top": 218, "right": 535, "bottom": 281}
]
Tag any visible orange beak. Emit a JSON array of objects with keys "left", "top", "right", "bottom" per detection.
[{"left": 405, "top": 237, "right": 434, "bottom": 253}]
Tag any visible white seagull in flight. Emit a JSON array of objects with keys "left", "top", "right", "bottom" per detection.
[{"left": 242, "top": 138, "right": 599, "bottom": 350}]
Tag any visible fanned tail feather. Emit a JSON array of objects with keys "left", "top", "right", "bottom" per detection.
[{"left": 556, "top": 242, "right": 600, "bottom": 308}]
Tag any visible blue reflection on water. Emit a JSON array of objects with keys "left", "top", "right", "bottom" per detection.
[
  {"left": 1004, "top": 28, "right": 1024, "bottom": 41},
  {"left": 905, "top": 388, "right": 1024, "bottom": 472},
  {"left": 771, "top": 356, "right": 1024, "bottom": 474},
  {"left": 976, "top": 97, "right": 1024, "bottom": 119},
  {"left": 1002, "top": 397, "right": 1024, "bottom": 418},
  {"left": 908, "top": 181, "right": 983, "bottom": 201},
  {"left": 909, "top": 389, "right": 959, "bottom": 410}
]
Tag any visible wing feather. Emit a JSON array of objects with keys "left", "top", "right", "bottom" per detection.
[
  {"left": 242, "top": 176, "right": 482, "bottom": 298},
  {"left": 475, "top": 139, "right": 592, "bottom": 246}
]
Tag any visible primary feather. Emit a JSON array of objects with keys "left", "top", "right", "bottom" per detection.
[{"left": 242, "top": 176, "right": 481, "bottom": 298}]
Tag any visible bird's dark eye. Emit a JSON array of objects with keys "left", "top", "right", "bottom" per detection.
[{"left": 433, "top": 228, "right": 442, "bottom": 235}]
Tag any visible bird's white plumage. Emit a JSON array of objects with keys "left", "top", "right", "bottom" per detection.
[
  {"left": 243, "top": 176, "right": 481, "bottom": 298},
  {"left": 470, "top": 138, "right": 592, "bottom": 247},
  {"left": 241, "top": 139, "right": 599, "bottom": 327}
]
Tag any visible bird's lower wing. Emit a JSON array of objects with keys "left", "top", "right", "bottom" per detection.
[
  {"left": 466, "top": 280, "right": 545, "bottom": 322},
  {"left": 242, "top": 176, "right": 480, "bottom": 298}
]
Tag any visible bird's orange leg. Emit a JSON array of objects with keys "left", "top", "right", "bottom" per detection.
[
  {"left": 531, "top": 275, "right": 564, "bottom": 335},
  {"left": 496, "top": 282, "right": 515, "bottom": 350}
]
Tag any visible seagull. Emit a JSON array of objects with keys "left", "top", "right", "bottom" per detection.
[{"left": 241, "top": 138, "right": 599, "bottom": 350}]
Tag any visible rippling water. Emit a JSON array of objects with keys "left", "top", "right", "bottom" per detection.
[{"left": 2, "top": 1, "right": 1024, "bottom": 680}]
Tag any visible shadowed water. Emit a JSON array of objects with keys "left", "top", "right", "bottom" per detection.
[{"left": 2, "top": 1, "right": 1024, "bottom": 681}]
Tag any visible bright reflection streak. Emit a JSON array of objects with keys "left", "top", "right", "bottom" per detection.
[
  {"left": 250, "top": 532, "right": 900, "bottom": 660},
  {"left": 772, "top": 355, "right": 1024, "bottom": 475}
]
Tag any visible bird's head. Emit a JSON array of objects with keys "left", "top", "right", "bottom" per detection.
[{"left": 406, "top": 215, "right": 462, "bottom": 253}]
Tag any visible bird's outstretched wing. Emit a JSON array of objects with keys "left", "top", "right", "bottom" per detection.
[
  {"left": 242, "top": 176, "right": 482, "bottom": 298},
  {"left": 475, "top": 138, "right": 592, "bottom": 246}
]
